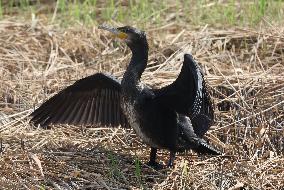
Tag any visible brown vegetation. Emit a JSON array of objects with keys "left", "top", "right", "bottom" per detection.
[{"left": 0, "top": 20, "right": 283, "bottom": 189}]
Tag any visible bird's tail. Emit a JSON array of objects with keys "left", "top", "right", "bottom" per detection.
[
  {"left": 180, "top": 135, "right": 221, "bottom": 155},
  {"left": 190, "top": 139, "right": 221, "bottom": 155},
  {"left": 177, "top": 115, "right": 221, "bottom": 155}
]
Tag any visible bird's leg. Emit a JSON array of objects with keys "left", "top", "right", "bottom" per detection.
[
  {"left": 167, "top": 151, "right": 176, "bottom": 168},
  {"left": 147, "top": 148, "right": 164, "bottom": 170},
  {"left": 149, "top": 148, "right": 157, "bottom": 164}
]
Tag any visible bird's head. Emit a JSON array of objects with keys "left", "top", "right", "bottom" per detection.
[{"left": 99, "top": 25, "right": 148, "bottom": 53}]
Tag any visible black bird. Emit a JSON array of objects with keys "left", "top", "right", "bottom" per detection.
[{"left": 30, "top": 25, "right": 220, "bottom": 168}]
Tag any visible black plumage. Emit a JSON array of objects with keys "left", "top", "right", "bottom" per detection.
[{"left": 30, "top": 25, "right": 220, "bottom": 168}]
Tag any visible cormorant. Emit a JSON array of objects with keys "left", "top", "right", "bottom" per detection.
[{"left": 30, "top": 25, "right": 220, "bottom": 169}]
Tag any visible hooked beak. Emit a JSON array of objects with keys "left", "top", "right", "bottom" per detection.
[{"left": 98, "top": 24, "right": 128, "bottom": 40}]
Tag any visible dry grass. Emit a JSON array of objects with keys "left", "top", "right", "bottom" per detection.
[{"left": 0, "top": 19, "right": 283, "bottom": 189}]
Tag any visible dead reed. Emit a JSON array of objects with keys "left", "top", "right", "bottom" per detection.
[{"left": 0, "top": 20, "right": 283, "bottom": 189}]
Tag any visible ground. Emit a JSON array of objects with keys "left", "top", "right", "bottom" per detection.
[{"left": 0, "top": 1, "right": 284, "bottom": 189}]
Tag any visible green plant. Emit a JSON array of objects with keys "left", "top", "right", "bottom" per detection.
[
  {"left": 134, "top": 157, "right": 142, "bottom": 182},
  {"left": 108, "top": 152, "right": 122, "bottom": 179},
  {"left": 258, "top": 0, "right": 267, "bottom": 17},
  {"left": 134, "top": 157, "right": 145, "bottom": 189},
  {"left": 0, "top": 0, "right": 2, "bottom": 18},
  {"left": 0, "top": 0, "right": 283, "bottom": 28}
]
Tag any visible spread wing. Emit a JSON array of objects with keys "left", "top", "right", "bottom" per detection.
[
  {"left": 154, "top": 54, "right": 214, "bottom": 137},
  {"left": 30, "top": 73, "right": 129, "bottom": 128}
]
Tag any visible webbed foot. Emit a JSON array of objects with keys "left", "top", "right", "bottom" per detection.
[
  {"left": 166, "top": 151, "right": 176, "bottom": 168},
  {"left": 147, "top": 161, "right": 164, "bottom": 170}
]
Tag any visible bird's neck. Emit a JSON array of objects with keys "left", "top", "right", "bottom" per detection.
[{"left": 121, "top": 47, "right": 148, "bottom": 90}]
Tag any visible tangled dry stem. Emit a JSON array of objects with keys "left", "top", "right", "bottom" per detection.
[{"left": 0, "top": 20, "right": 283, "bottom": 189}]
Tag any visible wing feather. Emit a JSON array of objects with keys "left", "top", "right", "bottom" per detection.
[
  {"left": 109, "top": 90, "right": 115, "bottom": 125},
  {"left": 56, "top": 95, "right": 77, "bottom": 123},
  {"left": 72, "top": 97, "right": 87, "bottom": 125},
  {"left": 86, "top": 96, "right": 95, "bottom": 125},
  {"left": 154, "top": 54, "right": 214, "bottom": 137},
  {"left": 30, "top": 73, "right": 129, "bottom": 128},
  {"left": 48, "top": 94, "right": 73, "bottom": 124},
  {"left": 63, "top": 99, "right": 82, "bottom": 124},
  {"left": 78, "top": 98, "right": 92, "bottom": 125}
]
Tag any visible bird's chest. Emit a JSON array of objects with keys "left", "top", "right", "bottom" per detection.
[{"left": 121, "top": 99, "right": 155, "bottom": 147}]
